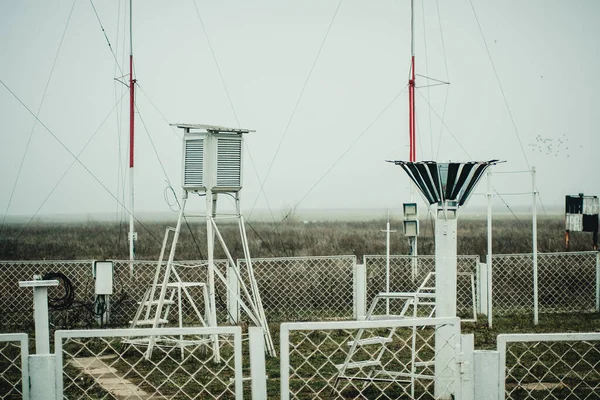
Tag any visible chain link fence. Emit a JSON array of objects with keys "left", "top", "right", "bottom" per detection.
[
  {"left": 0, "top": 259, "right": 229, "bottom": 333},
  {"left": 498, "top": 332, "right": 600, "bottom": 399},
  {"left": 1, "top": 252, "right": 596, "bottom": 334},
  {"left": 280, "top": 317, "right": 460, "bottom": 399},
  {"left": 242, "top": 256, "right": 356, "bottom": 321},
  {"left": 491, "top": 251, "right": 598, "bottom": 316},
  {"left": 56, "top": 326, "right": 242, "bottom": 399},
  {"left": 364, "top": 255, "right": 479, "bottom": 319},
  {"left": 0, "top": 256, "right": 355, "bottom": 333},
  {"left": 0, "top": 333, "right": 28, "bottom": 399}
]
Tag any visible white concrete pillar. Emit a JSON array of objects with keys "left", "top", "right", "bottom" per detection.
[
  {"left": 473, "top": 350, "right": 501, "bottom": 400},
  {"left": 434, "top": 207, "right": 458, "bottom": 399}
]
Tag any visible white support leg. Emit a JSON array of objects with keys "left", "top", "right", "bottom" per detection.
[{"left": 434, "top": 211, "right": 458, "bottom": 399}]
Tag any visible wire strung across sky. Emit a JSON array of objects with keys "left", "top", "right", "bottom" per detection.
[
  {"left": 0, "top": 78, "right": 165, "bottom": 249},
  {"left": 0, "top": 0, "right": 77, "bottom": 236}
]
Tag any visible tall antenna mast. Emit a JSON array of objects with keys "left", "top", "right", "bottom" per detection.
[
  {"left": 128, "top": 0, "right": 137, "bottom": 265},
  {"left": 408, "top": 0, "right": 416, "bottom": 162}
]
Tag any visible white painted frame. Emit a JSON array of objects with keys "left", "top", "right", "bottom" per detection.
[
  {"left": 280, "top": 317, "right": 461, "bottom": 400},
  {"left": 54, "top": 326, "right": 243, "bottom": 400},
  {"left": 0, "top": 333, "right": 29, "bottom": 400},
  {"left": 497, "top": 332, "right": 600, "bottom": 400}
]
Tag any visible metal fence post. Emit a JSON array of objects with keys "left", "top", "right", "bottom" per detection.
[
  {"left": 473, "top": 350, "right": 501, "bottom": 400},
  {"left": 478, "top": 262, "right": 488, "bottom": 316},
  {"left": 249, "top": 327, "right": 267, "bottom": 399},
  {"left": 532, "top": 167, "right": 539, "bottom": 325},
  {"left": 596, "top": 251, "right": 599, "bottom": 313},
  {"left": 487, "top": 254, "right": 493, "bottom": 327},
  {"left": 460, "top": 334, "right": 475, "bottom": 400},
  {"left": 228, "top": 261, "right": 240, "bottom": 323},
  {"left": 280, "top": 324, "right": 290, "bottom": 400},
  {"left": 353, "top": 263, "right": 366, "bottom": 320}
]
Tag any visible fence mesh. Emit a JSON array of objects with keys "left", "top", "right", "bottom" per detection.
[
  {"left": 500, "top": 333, "right": 600, "bottom": 400},
  {"left": 281, "top": 318, "right": 460, "bottom": 399},
  {"left": 0, "top": 334, "right": 27, "bottom": 400},
  {"left": 242, "top": 256, "right": 356, "bottom": 321},
  {"left": 364, "top": 255, "right": 479, "bottom": 319},
  {"left": 57, "top": 327, "right": 241, "bottom": 400},
  {"left": 492, "top": 252, "right": 598, "bottom": 315}
]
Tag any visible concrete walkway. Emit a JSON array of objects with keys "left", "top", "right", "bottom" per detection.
[{"left": 72, "top": 356, "right": 162, "bottom": 399}]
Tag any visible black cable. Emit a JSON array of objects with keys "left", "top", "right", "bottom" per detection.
[{"left": 42, "top": 272, "right": 75, "bottom": 310}]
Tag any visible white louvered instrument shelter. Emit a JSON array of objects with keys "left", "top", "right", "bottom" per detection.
[{"left": 173, "top": 124, "right": 253, "bottom": 193}]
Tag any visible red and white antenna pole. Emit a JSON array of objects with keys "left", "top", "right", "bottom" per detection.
[
  {"left": 408, "top": 0, "right": 416, "bottom": 162},
  {"left": 407, "top": 0, "right": 418, "bottom": 276},
  {"left": 128, "top": 0, "right": 137, "bottom": 264}
]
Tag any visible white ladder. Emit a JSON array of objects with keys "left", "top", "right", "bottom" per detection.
[
  {"left": 129, "top": 227, "right": 214, "bottom": 359},
  {"left": 334, "top": 273, "right": 437, "bottom": 397}
]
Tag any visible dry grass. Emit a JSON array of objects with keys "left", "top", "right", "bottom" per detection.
[{"left": 0, "top": 215, "right": 593, "bottom": 261}]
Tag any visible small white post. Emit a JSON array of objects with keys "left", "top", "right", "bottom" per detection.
[
  {"left": 381, "top": 217, "right": 395, "bottom": 314},
  {"left": 486, "top": 169, "right": 493, "bottom": 327},
  {"left": 532, "top": 166, "right": 539, "bottom": 325},
  {"left": 460, "top": 334, "right": 475, "bottom": 400},
  {"left": 596, "top": 253, "right": 600, "bottom": 312},
  {"left": 19, "top": 276, "right": 59, "bottom": 399},
  {"left": 487, "top": 254, "right": 493, "bottom": 328},
  {"left": 353, "top": 263, "right": 367, "bottom": 320},
  {"left": 19, "top": 277, "right": 58, "bottom": 354},
  {"left": 249, "top": 327, "right": 267, "bottom": 399},
  {"left": 473, "top": 350, "right": 500, "bottom": 399},
  {"left": 477, "top": 262, "right": 488, "bottom": 315}
]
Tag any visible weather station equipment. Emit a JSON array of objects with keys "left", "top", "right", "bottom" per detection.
[
  {"left": 390, "top": 160, "right": 498, "bottom": 399},
  {"left": 93, "top": 260, "right": 113, "bottom": 326},
  {"left": 403, "top": 202, "right": 419, "bottom": 281},
  {"left": 565, "top": 194, "right": 599, "bottom": 250},
  {"left": 128, "top": 123, "right": 274, "bottom": 361}
]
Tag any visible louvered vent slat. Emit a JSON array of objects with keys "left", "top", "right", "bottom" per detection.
[
  {"left": 216, "top": 138, "right": 241, "bottom": 188},
  {"left": 184, "top": 139, "right": 204, "bottom": 188}
]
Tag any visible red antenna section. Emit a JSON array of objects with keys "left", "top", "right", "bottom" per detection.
[
  {"left": 129, "top": 54, "right": 136, "bottom": 168},
  {"left": 408, "top": 55, "right": 415, "bottom": 162}
]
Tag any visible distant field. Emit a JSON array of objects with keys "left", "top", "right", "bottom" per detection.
[{"left": 0, "top": 214, "right": 594, "bottom": 261}]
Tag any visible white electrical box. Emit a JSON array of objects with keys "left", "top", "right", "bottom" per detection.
[
  {"left": 403, "top": 203, "right": 418, "bottom": 218},
  {"left": 404, "top": 220, "right": 419, "bottom": 237},
  {"left": 93, "top": 261, "right": 113, "bottom": 295}
]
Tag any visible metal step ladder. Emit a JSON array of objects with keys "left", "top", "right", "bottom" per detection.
[
  {"left": 334, "top": 273, "right": 437, "bottom": 397},
  {"left": 127, "top": 227, "right": 214, "bottom": 359}
]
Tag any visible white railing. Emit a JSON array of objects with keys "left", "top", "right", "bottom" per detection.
[
  {"left": 497, "top": 332, "right": 600, "bottom": 400},
  {"left": 55, "top": 326, "right": 243, "bottom": 399},
  {"left": 280, "top": 317, "right": 461, "bottom": 399},
  {"left": 0, "top": 333, "right": 29, "bottom": 400}
]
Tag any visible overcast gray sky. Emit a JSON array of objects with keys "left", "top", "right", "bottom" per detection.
[{"left": 1, "top": 0, "right": 599, "bottom": 221}]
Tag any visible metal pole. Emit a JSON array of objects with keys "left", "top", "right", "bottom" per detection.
[
  {"left": 486, "top": 169, "right": 493, "bottom": 327},
  {"left": 206, "top": 191, "right": 220, "bottom": 362},
  {"left": 596, "top": 253, "right": 600, "bottom": 312},
  {"left": 385, "top": 219, "right": 391, "bottom": 315},
  {"left": 532, "top": 166, "right": 539, "bottom": 325},
  {"left": 408, "top": 0, "right": 416, "bottom": 162},
  {"left": 128, "top": 0, "right": 137, "bottom": 269}
]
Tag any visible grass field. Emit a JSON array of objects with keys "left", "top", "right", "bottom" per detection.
[
  {"left": 0, "top": 215, "right": 598, "bottom": 399},
  {"left": 0, "top": 214, "right": 595, "bottom": 261}
]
